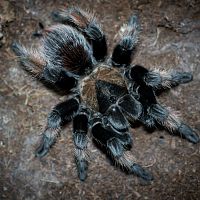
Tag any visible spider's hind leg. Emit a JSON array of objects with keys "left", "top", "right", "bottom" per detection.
[
  {"left": 148, "top": 104, "right": 200, "bottom": 144},
  {"left": 35, "top": 97, "right": 79, "bottom": 157},
  {"left": 73, "top": 108, "right": 90, "bottom": 181},
  {"left": 52, "top": 7, "right": 107, "bottom": 61},
  {"left": 111, "top": 15, "right": 140, "bottom": 67},
  {"left": 91, "top": 118, "right": 153, "bottom": 181},
  {"left": 107, "top": 138, "right": 153, "bottom": 181}
]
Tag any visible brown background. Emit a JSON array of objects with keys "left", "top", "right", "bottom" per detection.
[{"left": 0, "top": 0, "right": 200, "bottom": 199}]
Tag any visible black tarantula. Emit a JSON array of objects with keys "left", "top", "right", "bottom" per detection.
[{"left": 12, "top": 7, "right": 199, "bottom": 181}]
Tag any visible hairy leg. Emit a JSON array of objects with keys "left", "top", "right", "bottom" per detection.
[
  {"left": 111, "top": 15, "right": 140, "bottom": 67},
  {"left": 107, "top": 138, "right": 153, "bottom": 181},
  {"left": 144, "top": 69, "right": 193, "bottom": 90},
  {"left": 35, "top": 97, "right": 79, "bottom": 157},
  {"left": 12, "top": 42, "right": 46, "bottom": 78},
  {"left": 12, "top": 24, "right": 95, "bottom": 91},
  {"left": 73, "top": 109, "right": 90, "bottom": 181},
  {"left": 91, "top": 119, "right": 153, "bottom": 181},
  {"left": 148, "top": 104, "right": 199, "bottom": 144},
  {"left": 128, "top": 77, "right": 199, "bottom": 143},
  {"left": 52, "top": 7, "right": 107, "bottom": 61},
  {"left": 12, "top": 42, "right": 78, "bottom": 92},
  {"left": 127, "top": 65, "right": 193, "bottom": 92},
  {"left": 118, "top": 94, "right": 143, "bottom": 124}
]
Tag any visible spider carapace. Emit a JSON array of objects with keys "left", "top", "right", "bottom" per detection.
[
  {"left": 12, "top": 7, "right": 199, "bottom": 181},
  {"left": 80, "top": 65, "right": 128, "bottom": 112}
]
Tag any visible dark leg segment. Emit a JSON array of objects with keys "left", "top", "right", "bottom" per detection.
[
  {"left": 42, "top": 67, "right": 78, "bottom": 92},
  {"left": 52, "top": 7, "right": 107, "bottom": 61},
  {"left": 105, "top": 105, "right": 129, "bottom": 133},
  {"left": 35, "top": 97, "right": 79, "bottom": 157},
  {"left": 73, "top": 109, "right": 89, "bottom": 181},
  {"left": 118, "top": 94, "right": 142, "bottom": 123},
  {"left": 148, "top": 104, "right": 200, "bottom": 144},
  {"left": 128, "top": 68, "right": 199, "bottom": 143},
  {"left": 91, "top": 117, "right": 132, "bottom": 150},
  {"left": 91, "top": 119, "right": 153, "bottom": 181},
  {"left": 111, "top": 15, "right": 140, "bottom": 67}
]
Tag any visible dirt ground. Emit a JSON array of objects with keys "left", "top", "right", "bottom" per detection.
[{"left": 0, "top": 0, "right": 200, "bottom": 199}]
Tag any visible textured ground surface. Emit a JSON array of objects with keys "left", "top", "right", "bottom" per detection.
[{"left": 0, "top": 0, "right": 200, "bottom": 199}]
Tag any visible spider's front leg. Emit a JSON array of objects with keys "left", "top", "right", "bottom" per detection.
[
  {"left": 12, "top": 42, "right": 78, "bottom": 92},
  {"left": 52, "top": 7, "right": 107, "bottom": 61},
  {"left": 12, "top": 23, "right": 95, "bottom": 92},
  {"left": 73, "top": 108, "right": 90, "bottom": 181},
  {"left": 91, "top": 117, "right": 153, "bottom": 181},
  {"left": 111, "top": 14, "right": 140, "bottom": 67},
  {"left": 127, "top": 65, "right": 193, "bottom": 93},
  {"left": 35, "top": 96, "right": 79, "bottom": 157}
]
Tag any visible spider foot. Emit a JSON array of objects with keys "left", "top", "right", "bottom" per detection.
[
  {"left": 131, "top": 163, "right": 154, "bottom": 181},
  {"left": 171, "top": 71, "right": 193, "bottom": 84},
  {"left": 178, "top": 123, "right": 199, "bottom": 144},
  {"left": 75, "top": 158, "right": 88, "bottom": 181},
  {"left": 35, "top": 134, "right": 55, "bottom": 157}
]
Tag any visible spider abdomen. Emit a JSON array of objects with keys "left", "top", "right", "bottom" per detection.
[{"left": 80, "top": 65, "right": 128, "bottom": 112}]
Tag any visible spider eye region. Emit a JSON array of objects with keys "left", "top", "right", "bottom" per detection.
[{"left": 80, "top": 65, "right": 128, "bottom": 113}]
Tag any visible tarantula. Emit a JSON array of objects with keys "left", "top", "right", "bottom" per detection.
[{"left": 12, "top": 7, "right": 199, "bottom": 181}]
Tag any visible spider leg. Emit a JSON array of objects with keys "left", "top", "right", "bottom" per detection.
[
  {"left": 111, "top": 15, "right": 140, "bottom": 67},
  {"left": 52, "top": 7, "right": 107, "bottom": 61},
  {"left": 107, "top": 138, "right": 153, "bottom": 181},
  {"left": 73, "top": 109, "right": 90, "bottom": 181},
  {"left": 104, "top": 105, "right": 129, "bottom": 133},
  {"left": 11, "top": 42, "right": 46, "bottom": 79},
  {"left": 35, "top": 97, "right": 79, "bottom": 157},
  {"left": 12, "top": 24, "right": 96, "bottom": 91},
  {"left": 12, "top": 42, "right": 78, "bottom": 92},
  {"left": 42, "top": 24, "right": 94, "bottom": 76},
  {"left": 127, "top": 65, "right": 193, "bottom": 92},
  {"left": 129, "top": 81, "right": 158, "bottom": 128},
  {"left": 91, "top": 118, "right": 153, "bottom": 181},
  {"left": 148, "top": 104, "right": 200, "bottom": 144},
  {"left": 117, "top": 94, "right": 143, "bottom": 124},
  {"left": 128, "top": 78, "right": 199, "bottom": 143},
  {"left": 144, "top": 69, "right": 193, "bottom": 90}
]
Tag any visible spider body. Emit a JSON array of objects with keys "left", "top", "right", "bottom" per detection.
[
  {"left": 80, "top": 65, "right": 127, "bottom": 112},
  {"left": 12, "top": 7, "right": 199, "bottom": 182}
]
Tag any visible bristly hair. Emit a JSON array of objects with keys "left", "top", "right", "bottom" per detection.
[
  {"left": 52, "top": 7, "right": 103, "bottom": 39},
  {"left": 11, "top": 42, "right": 46, "bottom": 79},
  {"left": 52, "top": 7, "right": 107, "bottom": 61},
  {"left": 42, "top": 24, "right": 95, "bottom": 75},
  {"left": 116, "top": 15, "right": 140, "bottom": 50}
]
